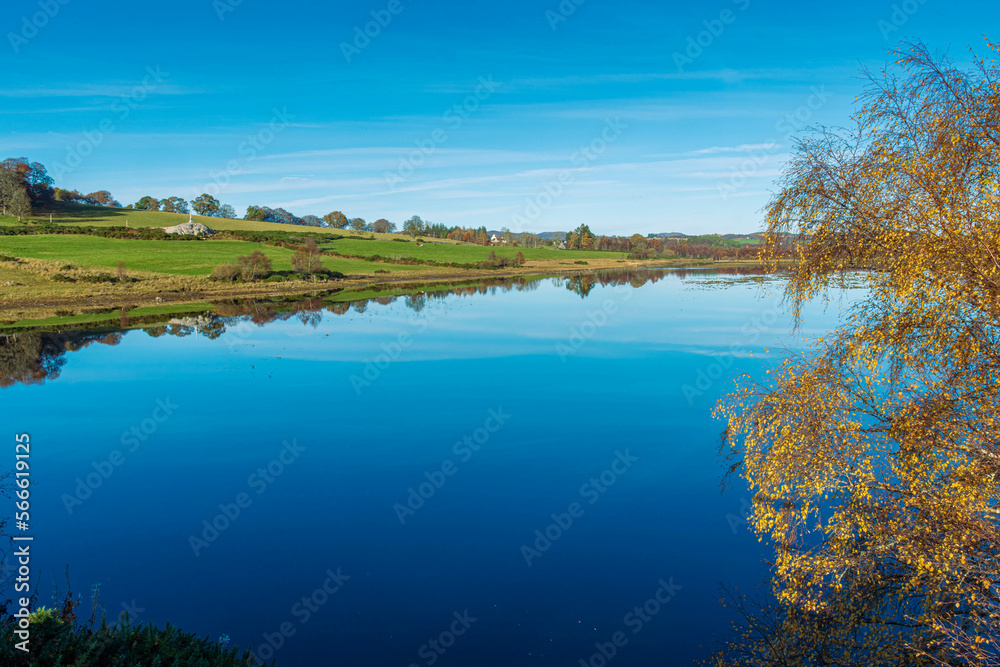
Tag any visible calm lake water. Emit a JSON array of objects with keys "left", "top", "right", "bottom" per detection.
[{"left": 1, "top": 270, "right": 860, "bottom": 666}]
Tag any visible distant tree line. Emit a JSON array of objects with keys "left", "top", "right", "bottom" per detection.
[
  {"left": 133, "top": 193, "right": 237, "bottom": 219},
  {"left": 2, "top": 155, "right": 778, "bottom": 262}
]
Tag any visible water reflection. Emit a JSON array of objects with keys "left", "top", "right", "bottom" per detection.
[{"left": 0, "top": 267, "right": 777, "bottom": 388}]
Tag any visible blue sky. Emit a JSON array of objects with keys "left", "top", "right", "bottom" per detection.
[{"left": 1, "top": 0, "right": 994, "bottom": 235}]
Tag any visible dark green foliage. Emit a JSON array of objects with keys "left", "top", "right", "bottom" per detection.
[
  {"left": 574, "top": 260, "right": 589, "bottom": 265},
  {"left": 0, "top": 614, "right": 272, "bottom": 666},
  {"left": 0, "top": 224, "right": 201, "bottom": 241},
  {"left": 79, "top": 273, "right": 125, "bottom": 284},
  {"left": 218, "top": 230, "right": 342, "bottom": 247}
]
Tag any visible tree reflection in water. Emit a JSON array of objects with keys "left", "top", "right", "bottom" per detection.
[{"left": 0, "top": 267, "right": 769, "bottom": 388}]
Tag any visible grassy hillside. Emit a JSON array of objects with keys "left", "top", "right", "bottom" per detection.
[
  {"left": 0, "top": 202, "right": 619, "bottom": 270},
  {"left": 322, "top": 238, "right": 615, "bottom": 263},
  {"left": 0, "top": 201, "right": 701, "bottom": 324},
  {"left": 0, "top": 235, "right": 419, "bottom": 276}
]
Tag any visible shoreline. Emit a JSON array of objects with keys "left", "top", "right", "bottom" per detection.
[{"left": 0, "top": 259, "right": 778, "bottom": 328}]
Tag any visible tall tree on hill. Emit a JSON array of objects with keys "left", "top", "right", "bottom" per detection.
[
  {"left": 271, "top": 208, "right": 301, "bottom": 225},
  {"left": 403, "top": 215, "right": 425, "bottom": 237},
  {"left": 245, "top": 205, "right": 267, "bottom": 221},
  {"left": 571, "top": 224, "right": 595, "bottom": 250},
  {"left": 84, "top": 191, "right": 121, "bottom": 207},
  {"left": 54, "top": 188, "right": 91, "bottom": 204},
  {"left": 217, "top": 204, "right": 237, "bottom": 219},
  {"left": 323, "top": 211, "right": 349, "bottom": 229},
  {"left": 372, "top": 219, "right": 395, "bottom": 234},
  {"left": 134, "top": 196, "right": 161, "bottom": 211},
  {"left": 349, "top": 217, "right": 369, "bottom": 232},
  {"left": 192, "top": 193, "right": 221, "bottom": 216},
  {"left": 161, "top": 197, "right": 189, "bottom": 214}
]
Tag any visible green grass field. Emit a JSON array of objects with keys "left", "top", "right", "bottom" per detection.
[
  {"left": 322, "top": 237, "right": 615, "bottom": 263},
  {"left": 0, "top": 235, "right": 420, "bottom": 276},
  {"left": 0, "top": 202, "right": 622, "bottom": 276}
]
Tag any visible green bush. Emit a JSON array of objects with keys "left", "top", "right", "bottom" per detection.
[
  {"left": 0, "top": 613, "right": 271, "bottom": 666},
  {"left": 79, "top": 273, "right": 118, "bottom": 284}
]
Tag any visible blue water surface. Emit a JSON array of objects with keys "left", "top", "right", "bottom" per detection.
[{"left": 1, "top": 271, "right": 861, "bottom": 666}]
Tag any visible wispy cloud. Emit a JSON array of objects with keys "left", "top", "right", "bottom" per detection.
[
  {"left": 646, "top": 143, "right": 782, "bottom": 159},
  {"left": 0, "top": 84, "right": 194, "bottom": 98},
  {"left": 507, "top": 68, "right": 836, "bottom": 90}
]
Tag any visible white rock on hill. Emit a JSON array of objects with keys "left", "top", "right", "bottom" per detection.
[{"left": 164, "top": 221, "right": 215, "bottom": 237}]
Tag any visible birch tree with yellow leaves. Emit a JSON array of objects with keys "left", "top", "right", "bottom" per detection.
[{"left": 715, "top": 40, "right": 1000, "bottom": 666}]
